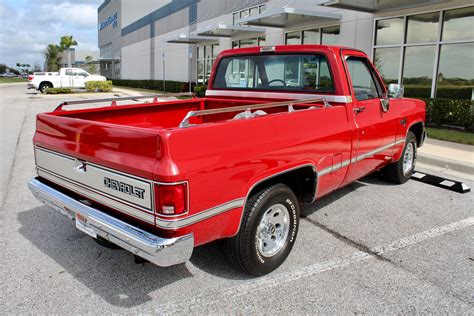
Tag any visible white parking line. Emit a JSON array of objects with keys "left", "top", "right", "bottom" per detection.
[{"left": 156, "top": 216, "right": 474, "bottom": 314}]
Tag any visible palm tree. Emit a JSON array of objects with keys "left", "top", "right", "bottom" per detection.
[{"left": 60, "top": 35, "right": 78, "bottom": 68}]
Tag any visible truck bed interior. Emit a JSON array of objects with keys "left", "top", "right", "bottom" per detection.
[{"left": 56, "top": 97, "right": 320, "bottom": 130}]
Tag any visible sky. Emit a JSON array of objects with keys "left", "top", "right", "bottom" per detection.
[{"left": 0, "top": 0, "right": 103, "bottom": 68}]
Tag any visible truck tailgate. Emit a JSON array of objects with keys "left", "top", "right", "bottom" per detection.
[{"left": 34, "top": 113, "right": 161, "bottom": 179}]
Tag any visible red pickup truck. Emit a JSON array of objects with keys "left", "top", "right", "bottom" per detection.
[{"left": 29, "top": 45, "right": 425, "bottom": 275}]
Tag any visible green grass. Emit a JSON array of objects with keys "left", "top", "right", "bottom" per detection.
[
  {"left": 426, "top": 127, "right": 474, "bottom": 146},
  {"left": 0, "top": 77, "right": 28, "bottom": 83}
]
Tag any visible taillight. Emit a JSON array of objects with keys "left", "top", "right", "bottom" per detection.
[
  {"left": 154, "top": 182, "right": 188, "bottom": 216},
  {"left": 28, "top": 75, "right": 34, "bottom": 81}
]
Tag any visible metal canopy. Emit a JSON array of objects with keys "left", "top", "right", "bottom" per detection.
[
  {"left": 195, "top": 24, "right": 265, "bottom": 37},
  {"left": 166, "top": 34, "right": 218, "bottom": 44},
  {"left": 237, "top": 7, "right": 341, "bottom": 28},
  {"left": 323, "top": 0, "right": 452, "bottom": 13}
]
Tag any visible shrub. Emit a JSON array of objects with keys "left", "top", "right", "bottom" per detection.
[
  {"left": 194, "top": 85, "right": 207, "bottom": 97},
  {"left": 404, "top": 86, "right": 472, "bottom": 100},
  {"left": 111, "top": 79, "right": 186, "bottom": 93},
  {"left": 85, "top": 80, "right": 112, "bottom": 92},
  {"left": 423, "top": 98, "right": 474, "bottom": 130},
  {"left": 45, "top": 87, "right": 73, "bottom": 94}
]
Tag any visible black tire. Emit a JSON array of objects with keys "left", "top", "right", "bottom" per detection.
[
  {"left": 39, "top": 82, "right": 52, "bottom": 93},
  {"left": 383, "top": 131, "right": 417, "bottom": 184},
  {"left": 225, "top": 184, "right": 300, "bottom": 276}
]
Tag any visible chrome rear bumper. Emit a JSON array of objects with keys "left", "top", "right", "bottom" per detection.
[{"left": 28, "top": 178, "right": 194, "bottom": 267}]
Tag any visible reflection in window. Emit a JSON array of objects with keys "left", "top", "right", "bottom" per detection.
[
  {"left": 437, "top": 43, "right": 474, "bottom": 99},
  {"left": 375, "top": 17, "right": 404, "bottom": 45},
  {"left": 214, "top": 54, "right": 334, "bottom": 92},
  {"left": 285, "top": 31, "right": 301, "bottom": 45},
  {"left": 374, "top": 47, "right": 400, "bottom": 85},
  {"left": 406, "top": 12, "right": 439, "bottom": 43},
  {"left": 346, "top": 57, "right": 380, "bottom": 100},
  {"left": 403, "top": 46, "right": 436, "bottom": 98},
  {"left": 303, "top": 29, "right": 320, "bottom": 44},
  {"left": 442, "top": 6, "right": 474, "bottom": 41},
  {"left": 321, "top": 26, "right": 340, "bottom": 45}
]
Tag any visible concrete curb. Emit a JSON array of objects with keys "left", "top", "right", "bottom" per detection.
[{"left": 417, "top": 152, "right": 474, "bottom": 175}]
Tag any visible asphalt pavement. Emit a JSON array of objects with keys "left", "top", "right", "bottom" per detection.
[{"left": 1, "top": 83, "right": 473, "bottom": 314}]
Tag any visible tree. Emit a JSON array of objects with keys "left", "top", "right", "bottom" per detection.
[
  {"left": 60, "top": 35, "right": 78, "bottom": 68},
  {"left": 44, "top": 44, "right": 62, "bottom": 71},
  {"left": 16, "top": 62, "right": 21, "bottom": 71},
  {"left": 84, "top": 55, "right": 97, "bottom": 74}
]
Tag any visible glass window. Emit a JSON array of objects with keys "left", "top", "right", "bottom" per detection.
[
  {"left": 213, "top": 54, "right": 334, "bottom": 92},
  {"left": 321, "top": 26, "right": 340, "bottom": 45},
  {"left": 442, "top": 6, "right": 474, "bottom": 41},
  {"left": 259, "top": 5, "right": 266, "bottom": 13},
  {"left": 374, "top": 47, "right": 400, "bottom": 85},
  {"left": 406, "top": 12, "right": 439, "bottom": 43},
  {"left": 233, "top": 13, "right": 238, "bottom": 25},
  {"left": 240, "top": 10, "right": 249, "bottom": 19},
  {"left": 285, "top": 31, "right": 301, "bottom": 45},
  {"left": 197, "top": 61, "right": 204, "bottom": 84},
  {"left": 437, "top": 42, "right": 474, "bottom": 99},
  {"left": 303, "top": 29, "right": 320, "bottom": 44},
  {"left": 197, "top": 47, "right": 204, "bottom": 59},
  {"left": 403, "top": 45, "right": 436, "bottom": 98},
  {"left": 258, "top": 37, "right": 266, "bottom": 46},
  {"left": 250, "top": 7, "right": 259, "bottom": 16},
  {"left": 346, "top": 57, "right": 380, "bottom": 100},
  {"left": 212, "top": 44, "right": 219, "bottom": 58},
  {"left": 375, "top": 17, "right": 404, "bottom": 45},
  {"left": 239, "top": 38, "right": 257, "bottom": 48}
]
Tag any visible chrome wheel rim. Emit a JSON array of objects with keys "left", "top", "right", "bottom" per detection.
[
  {"left": 403, "top": 142, "right": 415, "bottom": 176},
  {"left": 256, "top": 203, "right": 290, "bottom": 257}
]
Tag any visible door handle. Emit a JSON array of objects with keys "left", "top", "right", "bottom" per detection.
[{"left": 354, "top": 106, "right": 366, "bottom": 113}]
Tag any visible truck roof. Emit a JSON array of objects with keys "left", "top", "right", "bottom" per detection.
[{"left": 218, "top": 44, "right": 360, "bottom": 58}]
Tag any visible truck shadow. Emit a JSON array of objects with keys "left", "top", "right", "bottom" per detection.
[
  {"left": 301, "top": 172, "right": 392, "bottom": 217},
  {"left": 17, "top": 206, "right": 194, "bottom": 308}
]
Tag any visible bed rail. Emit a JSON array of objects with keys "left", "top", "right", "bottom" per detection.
[
  {"left": 179, "top": 97, "right": 329, "bottom": 128},
  {"left": 54, "top": 92, "right": 196, "bottom": 111}
]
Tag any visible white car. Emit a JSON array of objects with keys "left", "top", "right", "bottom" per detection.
[{"left": 28, "top": 68, "right": 106, "bottom": 93}]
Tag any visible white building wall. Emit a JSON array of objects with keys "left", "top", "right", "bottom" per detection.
[{"left": 121, "top": 39, "right": 151, "bottom": 79}]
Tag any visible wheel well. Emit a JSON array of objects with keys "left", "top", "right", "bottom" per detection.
[
  {"left": 247, "top": 166, "right": 317, "bottom": 204},
  {"left": 409, "top": 122, "right": 424, "bottom": 147},
  {"left": 40, "top": 81, "right": 52, "bottom": 88}
]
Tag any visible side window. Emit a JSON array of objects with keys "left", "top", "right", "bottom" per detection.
[
  {"left": 345, "top": 57, "right": 382, "bottom": 101},
  {"left": 65, "top": 69, "right": 74, "bottom": 76}
]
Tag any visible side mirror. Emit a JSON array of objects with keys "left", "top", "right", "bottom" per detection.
[{"left": 388, "top": 84, "right": 404, "bottom": 99}]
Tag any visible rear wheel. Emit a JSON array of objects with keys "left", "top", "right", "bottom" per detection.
[
  {"left": 39, "top": 82, "right": 52, "bottom": 93},
  {"left": 383, "top": 131, "right": 417, "bottom": 184},
  {"left": 225, "top": 184, "right": 300, "bottom": 276}
]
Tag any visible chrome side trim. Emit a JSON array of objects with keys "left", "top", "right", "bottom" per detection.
[
  {"left": 37, "top": 168, "right": 156, "bottom": 224},
  {"left": 29, "top": 179, "right": 194, "bottom": 267},
  {"left": 354, "top": 139, "right": 405, "bottom": 163},
  {"left": 205, "top": 90, "right": 352, "bottom": 103},
  {"left": 155, "top": 198, "right": 245, "bottom": 229}
]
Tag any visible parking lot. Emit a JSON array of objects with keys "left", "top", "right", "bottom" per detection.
[{"left": 1, "top": 83, "right": 473, "bottom": 314}]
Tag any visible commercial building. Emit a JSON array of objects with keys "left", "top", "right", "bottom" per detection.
[{"left": 98, "top": 0, "right": 473, "bottom": 99}]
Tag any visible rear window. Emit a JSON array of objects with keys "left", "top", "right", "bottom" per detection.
[{"left": 213, "top": 54, "right": 334, "bottom": 93}]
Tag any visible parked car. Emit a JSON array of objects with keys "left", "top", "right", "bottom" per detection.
[
  {"left": 28, "top": 45, "right": 425, "bottom": 275},
  {"left": 28, "top": 68, "right": 106, "bottom": 92}
]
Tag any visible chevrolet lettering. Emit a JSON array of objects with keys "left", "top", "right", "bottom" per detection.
[
  {"left": 103, "top": 177, "right": 145, "bottom": 199},
  {"left": 28, "top": 45, "right": 426, "bottom": 275}
]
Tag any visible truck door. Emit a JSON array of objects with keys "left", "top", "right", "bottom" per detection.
[
  {"left": 74, "top": 70, "right": 88, "bottom": 88},
  {"left": 61, "top": 68, "right": 74, "bottom": 88},
  {"left": 342, "top": 50, "right": 398, "bottom": 181}
]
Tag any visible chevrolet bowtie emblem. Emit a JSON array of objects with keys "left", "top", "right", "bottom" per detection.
[{"left": 73, "top": 159, "right": 87, "bottom": 173}]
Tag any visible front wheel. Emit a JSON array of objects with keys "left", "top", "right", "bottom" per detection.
[
  {"left": 225, "top": 184, "right": 300, "bottom": 276},
  {"left": 383, "top": 131, "right": 417, "bottom": 184}
]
